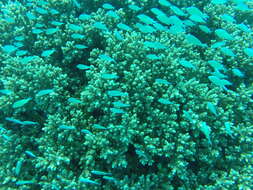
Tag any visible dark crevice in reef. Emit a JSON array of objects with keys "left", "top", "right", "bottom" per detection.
[
  {"left": 20, "top": 109, "right": 47, "bottom": 126},
  {"left": 115, "top": 143, "right": 189, "bottom": 188},
  {"left": 90, "top": 108, "right": 105, "bottom": 121},
  {"left": 54, "top": 46, "right": 64, "bottom": 63},
  {"left": 60, "top": 48, "right": 93, "bottom": 94},
  {"left": 91, "top": 33, "right": 107, "bottom": 51},
  {"left": 176, "top": 103, "right": 184, "bottom": 125},
  {"left": 121, "top": 144, "right": 159, "bottom": 175},
  {"left": 187, "top": 160, "right": 200, "bottom": 175},
  {"left": 68, "top": 157, "right": 82, "bottom": 176},
  {"left": 237, "top": 13, "right": 253, "bottom": 25},
  {"left": 171, "top": 175, "right": 184, "bottom": 190},
  {"left": 68, "top": 58, "right": 89, "bottom": 90}
]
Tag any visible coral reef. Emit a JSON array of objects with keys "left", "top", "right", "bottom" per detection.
[{"left": 0, "top": 0, "right": 252, "bottom": 189}]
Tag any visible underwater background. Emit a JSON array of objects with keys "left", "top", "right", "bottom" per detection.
[{"left": 0, "top": 0, "right": 253, "bottom": 189}]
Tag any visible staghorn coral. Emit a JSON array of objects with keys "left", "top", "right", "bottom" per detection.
[{"left": 0, "top": 0, "right": 252, "bottom": 189}]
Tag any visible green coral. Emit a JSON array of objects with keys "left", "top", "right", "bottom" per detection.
[{"left": 0, "top": 0, "right": 252, "bottom": 190}]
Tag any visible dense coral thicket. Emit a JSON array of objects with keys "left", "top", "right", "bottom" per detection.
[{"left": 0, "top": 0, "right": 252, "bottom": 189}]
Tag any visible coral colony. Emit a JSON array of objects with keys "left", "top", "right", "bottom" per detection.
[{"left": 0, "top": 0, "right": 252, "bottom": 189}]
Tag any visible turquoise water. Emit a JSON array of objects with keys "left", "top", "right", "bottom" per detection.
[{"left": 0, "top": 0, "right": 252, "bottom": 189}]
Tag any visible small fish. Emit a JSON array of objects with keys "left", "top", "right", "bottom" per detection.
[
  {"left": 59, "top": 125, "right": 76, "bottom": 130},
  {"left": 212, "top": 70, "right": 228, "bottom": 79},
  {"left": 41, "top": 49, "right": 55, "bottom": 57},
  {"left": 117, "top": 23, "right": 132, "bottom": 31},
  {"left": 155, "top": 79, "right": 170, "bottom": 85},
  {"left": 91, "top": 170, "right": 112, "bottom": 176},
  {"left": 200, "top": 122, "right": 212, "bottom": 144},
  {"left": 237, "top": 23, "right": 251, "bottom": 33},
  {"left": 199, "top": 25, "right": 211, "bottom": 33},
  {"left": 45, "top": 28, "right": 59, "bottom": 35},
  {"left": 22, "top": 121, "right": 39, "bottom": 125},
  {"left": 186, "top": 6, "right": 208, "bottom": 20},
  {"left": 136, "top": 23, "right": 156, "bottom": 33},
  {"left": 1, "top": 134, "right": 11, "bottom": 141},
  {"left": 79, "top": 14, "right": 91, "bottom": 21},
  {"left": 169, "top": 25, "right": 185, "bottom": 34},
  {"left": 151, "top": 8, "right": 165, "bottom": 17},
  {"left": 137, "top": 14, "right": 155, "bottom": 25},
  {"left": 211, "top": 0, "right": 227, "bottom": 4},
  {"left": 158, "top": 98, "right": 172, "bottom": 105},
  {"left": 35, "top": 7, "right": 48, "bottom": 14},
  {"left": 221, "top": 14, "right": 236, "bottom": 23},
  {"left": 15, "top": 36, "right": 25, "bottom": 41},
  {"left": 103, "top": 176, "right": 117, "bottom": 183},
  {"left": 81, "top": 129, "right": 93, "bottom": 135},
  {"left": 146, "top": 54, "right": 160, "bottom": 60},
  {"left": 211, "top": 41, "right": 226, "bottom": 49},
  {"left": 4, "top": 16, "right": 15, "bottom": 24},
  {"left": 144, "top": 41, "right": 166, "bottom": 49},
  {"left": 220, "top": 47, "right": 235, "bottom": 57},
  {"left": 71, "top": 33, "right": 85, "bottom": 39},
  {"left": 225, "top": 122, "right": 233, "bottom": 137},
  {"left": 26, "top": 12, "right": 36, "bottom": 20},
  {"left": 159, "top": 0, "right": 171, "bottom": 7},
  {"left": 2, "top": 45, "right": 17, "bottom": 54},
  {"left": 99, "top": 54, "right": 115, "bottom": 62},
  {"left": 51, "top": 21, "right": 64, "bottom": 26},
  {"left": 25, "top": 150, "right": 36, "bottom": 158},
  {"left": 215, "top": 29, "right": 234, "bottom": 40},
  {"left": 114, "top": 30, "right": 124, "bottom": 41},
  {"left": 16, "top": 180, "right": 35, "bottom": 186},
  {"left": 36, "top": 89, "right": 54, "bottom": 96},
  {"left": 207, "top": 102, "right": 218, "bottom": 116},
  {"left": 35, "top": 23, "right": 44, "bottom": 28},
  {"left": 170, "top": 5, "right": 186, "bottom": 16},
  {"left": 208, "top": 75, "right": 232, "bottom": 90},
  {"left": 20, "top": 56, "right": 36, "bottom": 64},
  {"left": 93, "top": 124, "right": 107, "bottom": 130},
  {"left": 49, "top": 8, "right": 60, "bottom": 15},
  {"left": 37, "top": 1, "right": 49, "bottom": 6},
  {"left": 102, "top": 3, "right": 114, "bottom": 9},
  {"left": 73, "top": 0, "right": 81, "bottom": 8},
  {"left": 208, "top": 60, "right": 226, "bottom": 71},
  {"left": 106, "top": 10, "right": 119, "bottom": 19},
  {"left": 69, "top": 24, "right": 83, "bottom": 32},
  {"left": 243, "top": 48, "right": 253, "bottom": 57},
  {"left": 156, "top": 14, "right": 177, "bottom": 26},
  {"left": 0, "top": 89, "right": 13, "bottom": 95},
  {"left": 14, "top": 42, "right": 23, "bottom": 48},
  {"left": 75, "top": 44, "right": 88, "bottom": 49},
  {"left": 232, "top": 68, "right": 244, "bottom": 77},
  {"left": 68, "top": 97, "right": 83, "bottom": 104},
  {"left": 179, "top": 59, "right": 196, "bottom": 70},
  {"left": 189, "top": 14, "right": 206, "bottom": 23},
  {"left": 128, "top": 4, "right": 141, "bottom": 11},
  {"left": 76, "top": 64, "right": 90, "bottom": 70},
  {"left": 183, "top": 110, "right": 193, "bottom": 123},
  {"left": 93, "top": 22, "right": 108, "bottom": 31},
  {"left": 5, "top": 117, "right": 23, "bottom": 125},
  {"left": 32, "top": 28, "right": 43, "bottom": 34},
  {"left": 110, "top": 108, "right": 125, "bottom": 114},
  {"left": 12, "top": 98, "right": 32, "bottom": 108},
  {"left": 107, "top": 90, "right": 128, "bottom": 97},
  {"left": 16, "top": 50, "right": 28, "bottom": 56},
  {"left": 185, "top": 34, "right": 207, "bottom": 47},
  {"left": 15, "top": 160, "right": 23, "bottom": 176},
  {"left": 235, "top": 2, "right": 250, "bottom": 11},
  {"left": 101, "top": 73, "right": 118, "bottom": 79},
  {"left": 112, "top": 101, "right": 130, "bottom": 108},
  {"left": 79, "top": 178, "right": 100, "bottom": 185}
]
